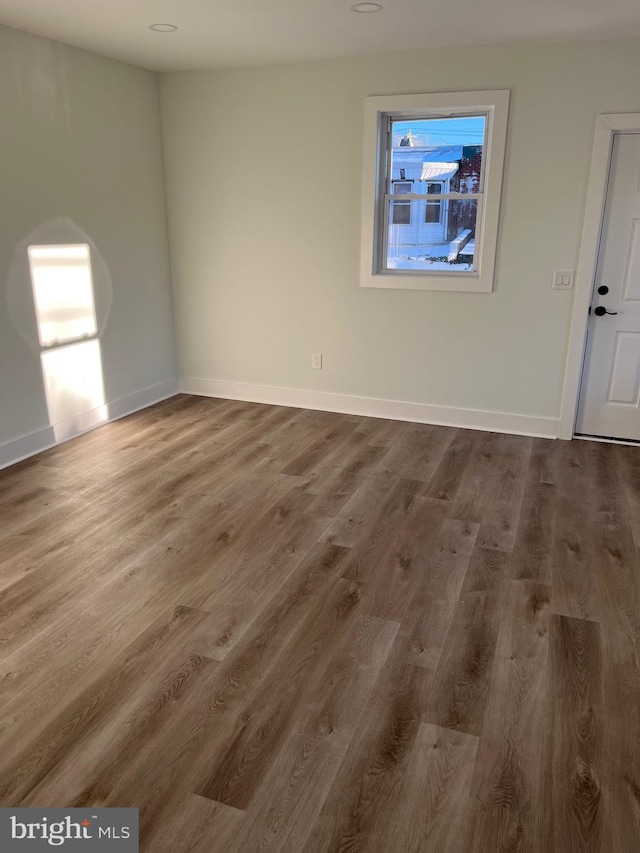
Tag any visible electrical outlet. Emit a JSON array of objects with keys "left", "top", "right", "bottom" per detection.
[
  {"left": 553, "top": 270, "right": 575, "bottom": 290},
  {"left": 311, "top": 353, "right": 322, "bottom": 370}
]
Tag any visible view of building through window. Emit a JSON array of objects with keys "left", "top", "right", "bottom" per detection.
[{"left": 385, "top": 114, "right": 486, "bottom": 272}]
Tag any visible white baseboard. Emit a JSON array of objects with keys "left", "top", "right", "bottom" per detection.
[
  {"left": 0, "top": 425, "right": 57, "bottom": 471},
  {"left": 107, "top": 378, "right": 179, "bottom": 423},
  {"left": 180, "top": 376, "right": 560, "bottom": 439},
  {"left": 0, "top": 378, "right": 179, "bottom": 471}
]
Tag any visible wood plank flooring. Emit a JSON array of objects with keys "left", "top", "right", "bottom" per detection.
[{"left": 1, "top": 394, "right": 639, "bottom": 851}]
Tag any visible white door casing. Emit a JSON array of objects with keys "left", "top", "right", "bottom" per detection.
[
  {"left": 560, "top": 113, "right": 640, "bottom": 441},
  {"left": 576, "top": 132, "right": 640, "bottom": 441}
]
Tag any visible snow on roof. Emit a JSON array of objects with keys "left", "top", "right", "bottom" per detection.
[
  {"left": 420, "top": 163, "right": 459, "bottom": 181},
  {"left": 392, "top": 145, "right": 464, "bottom": 163}
]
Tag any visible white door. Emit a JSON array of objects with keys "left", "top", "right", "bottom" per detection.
[{"left": 576, "top": 133, "right": 640, "bottom": 441}]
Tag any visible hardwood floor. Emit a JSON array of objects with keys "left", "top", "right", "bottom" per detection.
[{"left": 0, "top": 394, "right": 639, "bottom": 851}]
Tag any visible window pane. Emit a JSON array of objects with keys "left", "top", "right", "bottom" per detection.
[
  {"left": 386, "top": 198, "right": 478, "bottom": 272},
  {"left": 425, "top": 184, "right": 443, "bottom": 224},
  {"left": 392, "top": 203, "right": 411, "bottom": 225},
  {"left": 425, "top": 201, "right": 441, "bottom": 224},
  {"left": 390, "top": 115, "right": 485, "bottom": 195},
  {"left": 391, "top": 182, "right": 412, "bottom": 224}
]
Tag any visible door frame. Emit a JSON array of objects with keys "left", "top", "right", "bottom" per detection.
[{"left": 559, "top": 113, "right": 640, "bottom": 440}]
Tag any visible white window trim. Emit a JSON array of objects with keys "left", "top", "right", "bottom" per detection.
[{"left": 359, "top": 90, "right": 510, "bottom": 292}]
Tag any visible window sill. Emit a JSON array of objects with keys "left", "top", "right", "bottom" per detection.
[{"left": 360, "top": 271, "right": 492, "bottom": 292}]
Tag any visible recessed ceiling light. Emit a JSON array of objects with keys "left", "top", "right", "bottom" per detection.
[
  {"left": 149, "top": 23, "right": 178, "bottom": 32},
  {"left": 350, "top": 2, "right": 383, "bottom": 11}
]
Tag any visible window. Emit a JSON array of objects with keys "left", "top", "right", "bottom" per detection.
[
  {"left": 425, "top": 182, "right": 444, "bottom": 224},
  {"left": 360, "top": 90, "right": 510, "bottom": 292},
  {"left": 392, "top": 181, "right": 412, "bottom": 225}
]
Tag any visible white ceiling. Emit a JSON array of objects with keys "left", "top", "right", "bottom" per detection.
[{"left": 0, "top": 0, "right": 639, "bottom": 72}]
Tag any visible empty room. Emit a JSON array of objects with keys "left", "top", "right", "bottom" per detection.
[{"left": 0, "top": 0, "right": 640, "bottom": 849}]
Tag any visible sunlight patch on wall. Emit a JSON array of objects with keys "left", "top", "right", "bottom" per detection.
[
  {"left": 41, "top": 340, "right": 108, "bottom": 442},
  {"left": 28, "top": 243, "right": 108, "bottom": 442},
  {"left": 28, "top": 243, "right": 97, "bottom": 347}
]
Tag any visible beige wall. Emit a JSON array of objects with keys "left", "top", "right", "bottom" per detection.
[
  {"left": 0, "top": 24, "right": 177, "bottom": 457},
  {"left": 160, "top": 38, "right": 640, "bottom": 428}
]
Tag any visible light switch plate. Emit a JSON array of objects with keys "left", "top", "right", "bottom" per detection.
[{"left": 553, "top": 270, "right": 575, "bottom": 290}]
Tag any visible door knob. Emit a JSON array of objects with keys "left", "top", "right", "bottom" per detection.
[
  {"left": 594, "top": 306, "right": 618, "bottom": 316},
  {"left": 597, "top": 285, "right": 609, "bottom": 295}
]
